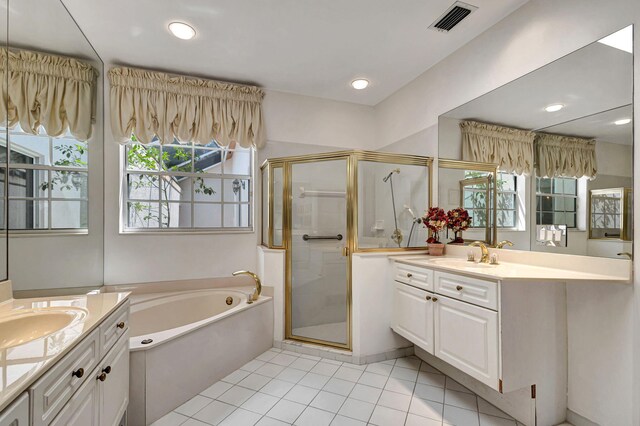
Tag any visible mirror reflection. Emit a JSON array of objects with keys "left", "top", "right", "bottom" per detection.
[{"left": 438, "top": 25, "right": 633, "bottom": 259}]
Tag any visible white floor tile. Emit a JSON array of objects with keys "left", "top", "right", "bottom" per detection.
[
  {"left": 260, "top": 378, "right": 296, "bottom": 398},
  {"left": 255, "top": 363, "right": 287, "bottom": 378},
  {"left": 311, "top": 362, "right": 341, "bottom": 377},
  {"left": 192, "top": 400, "right": 236, "bottom": 425},
  {"left": 201, "top": 381, "right": 233, "bottom": 400},
  {"left": 290, "top": 357, "right": 319, "bottom": 371},
  {"left": 267, "top": 399, "right": 307, "bottom": 423},
  {"left": 294, "top": 406, "right": 335, "bottom": 426},
  {"left": 241, "top": 392, "right": 281, "bottom": 415},
  {"left": 238, "top": 373, "right": 273, "bottom": 391},
  {"left": 478, "top": 398, "right": 513, "bottom": 420},
  {"left": 348, "top": 384, "right": 382, "bottom": 404},
  {"left": 445, "top": 377, "right": 473, "bottom": 394},
  {"left": 222, "top": 369, "right": 251, "bottom": 384},
  {"left": 394, "top": 357, "right": 421, "bottom": 371},
  {"left": 174, "top": 395, "right": 213, "bottom": 416},
  {"left": 480, "top": 413, "right": 518, "bottom": 426},
  {"left": 255, "top": 416, "right": 291, "bottom": 426},
  {"left": 341, "top": 362, "right": 366, "bottom": 371},
  {"left": 150, "top": 411, "right": 189, "bottom": 426},
  {"left": 217, "top": 386, "right": 256, "bottom": 406},
  {"left": 376, "top": 390, "right": 411, "bottom": 412},
  {"left": 300, "top": 354, "right": 323, "bottom": 361},
  {"left": 383, "top": 378, "right": 415, "bottom": 396},
  {"left": 414, "top": 383, "right": 445, "bottom": 404},
  {"left": 409, "top": 396, "right": 444, "bottom": 421},
  {"left": 330, "top": 415, "right": 366, "bottom": 426},
  {"left": 445, "top": 389, "right": 478, "bottom": 411},
  {"left": 242, "top": 359, "right": 267, "bottom": 372},
  {"left": 182, "top": 419, "right": 212, "bottom": 426},
  {"left": 418, "top": 371, "right": 446, "bottom": 388},
  {"left": 218, "top": 408, "right": 262, "bottom": 426},
  {"left": 369, "top": 405, "right": 407, "bottom": 426},
  {"left": 356, "top": 372, "right": 387, "bottom": 389},
  {"left": 380, "top": 359, "right": 396, "bottom": 366},
  {"left": 276, "top": 367, "right": 308, "bottom": 383},
  {"left": 419, "top": 363, "right": 442, "bottom": 375},
  {"left": 337, "top": 398, "right": 375, "bottom": 422},
  {"left": 271, "top": 353, "right": 299, "bottom": 366},
  {"left": 299, "top": 372, "right": 331, "bottom": 389},
  {"left": 322, "top": 377, "right": 356, "bottom": 396},
  {"left": 405, "top": 413, "right": 442, "bottom": 426},
  {"left": 256, "top": 350, "right": 280, "bottom": 362},
  {"left": 284, "top": 384, "right": 320, "bottom": 404},
  {"left": 334, "top": 366, "right": 363, "bottom": 383},
  {"left": 443, "top": 405, "right": 479, "bottom": 426},
  {"left": 281, "top": 350, "right": 301, "bottom": 356},
  {"left": 310, "top": 391, "right": 347, "bottom": 413},
  {"left": 390, "top": 366, "right": 418, "bottom": 382},
  {"left": 364, "top": 362, "right": 393, "bottom": 376},
  {"left": 321, "top": 358, "right": 343, "bottom": 366}
]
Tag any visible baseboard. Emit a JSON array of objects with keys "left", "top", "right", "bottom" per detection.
[
  {"left": 274, "top": 339, "right": 414, "bottom": 364},
  {"left": 566, "top": 409, "right": 599, "bottom": 426}
]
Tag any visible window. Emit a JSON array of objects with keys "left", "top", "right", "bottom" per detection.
[
  {"left": 536, "top": 177, "right": 577, "bottom": 228},
  {"left": 3, "top": 125, "right": 88, "bottom": 231},
  {"left": 122, "top": 138, "right": 253, "bottom": 231},
  {"left": 462, "top": 171, "right": 518, "bottom": 228}
]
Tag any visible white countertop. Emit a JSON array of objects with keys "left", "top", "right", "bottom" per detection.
[
  {"left": 394, "top": 255, "right": 631, "bottom": 283},
  {"left": 0, "top": 292, "right": 130, "bottom": 412}
]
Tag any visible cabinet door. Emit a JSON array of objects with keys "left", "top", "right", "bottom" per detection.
[
  {"left": 100, "top": 333, "right": 130, "bottom": 426},
  {"left": 0, "top": 393, "right": 29, "bottom": 426},
  {"left": 392, "top": 281, "right": 434, "bottom": 354},
  {"left": 50, "top": 366, "right": 100, "bottom": 426},
  {"left": 434, "top": 295, "right": 499, "bottom": 390}
]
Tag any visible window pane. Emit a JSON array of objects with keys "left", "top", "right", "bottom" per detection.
[
  {"left": 541, "top": 212, "right": 553, "bottom": 224},
  {"left": 162, "top": 144, "right": 192, "bottom": 172},
  {"left": 50, "top": 171, "right": 88, "bottom": 199},
  {"left": 52, "top": 139, "right": 88, "bottom": 168},
  {"left": 161, "top": 175, "right": 192, "bottom": 202},
  {"left": 497, "top": 174, "right": 515, "bottom": 191},
  {"left": 162, "top": 202, "right": 192, "bottom": 228},
  {"left": 223, "top": 178, "right": 250, "bottom": 202},
  {"left": 224, "top": 204, "right": 250, "bottom": 228},
  {"left": 564, "top": 197, "right": 576, "bottom": 212},
  {"left": 554, "top": 212, "right": 567, "bottom": 225},
  {"left": 126, "top": 143, "right": 161, "bottom": 171},
  {"left": 194, "top": 147, "right": 222, "bottom": 173},
  {"left": 566, "top": 213, "right": 576, "bottom": 228},
  {"left": 51, "top": 201, "right": 88, "bottom": 229},
  {"left": 563, "top": 178, "right": 577, "bottom": 195},
  {"left": 538, "top": 178, "right": 551, "bottom": 194},
  {"left": 498, "top": 193, "right": 514, "bottom": 209},
  {"left": 194, "top": 203, "right": 222, "bottom": 228},
  {"left": 9, "top": 199, "right": 48, "bottom": 229},
  {"left": 128, "top": 174, "right": 161, "bottom": 201},
  {"left": 9, "top": 169, "right": 48, "bottom": 197},
  {"left": 538, "top": 196, "right": 552, "bottom": 212},
  {"left": 10, "top": 134, "right": 49, "bottom": 165},
  {"left": 194, "top": 177, "right": 221, "bottom": 201},
  {"left": 127, "top": 201, "right": 161, "bottom": 228},
  {"left": 553, "top": 197, "right": 566, "bottom": 212}
]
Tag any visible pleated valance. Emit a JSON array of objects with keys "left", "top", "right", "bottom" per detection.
[
  {"left": 535, "top": 133, "right": 597, "bottom": 179},
  {"left": 0, "top": 48, "right": 98, "bottom": 141},
  {"left": 461, "top": 120, "right": 535, "bottom": 175},
  {"left": 108, "top": 66, "right": 265, "bottom": 149}
]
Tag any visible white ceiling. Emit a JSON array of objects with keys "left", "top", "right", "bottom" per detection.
[
  {"left": 59, "top": 0, "right": 528, "bottom": 105},
  {"left": 539, "top": 105, "right": 633, "bottom": 145}
]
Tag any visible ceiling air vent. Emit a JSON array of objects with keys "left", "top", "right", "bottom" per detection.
[{"left": 429, "top": 2, "right": 478, "bottom": 32}]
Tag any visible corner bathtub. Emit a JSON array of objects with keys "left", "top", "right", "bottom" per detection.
[{"left": 127, "top": 288, "right": 273, "bottom": 425}]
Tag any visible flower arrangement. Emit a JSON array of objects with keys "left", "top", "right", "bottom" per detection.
[
  {"left": 447, "top": 207, "right": 471, "bottom": 244},
  {"left": 423, "top": 207, "right": 448, "bottom": 244}
]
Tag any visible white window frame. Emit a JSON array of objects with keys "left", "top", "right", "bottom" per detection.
[
  {"left": 535, "top": 176, "right": 579, "bottom": 229},
  {"left": 463, "top": 171, "right": 521, "bottom": 229},
  {"left": 119, "top": 139, "right": 254, "bottom": 234}
]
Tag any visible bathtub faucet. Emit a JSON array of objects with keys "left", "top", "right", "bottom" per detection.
[{"left": 232, "top": 270, "right": 262, "bottom": 302}]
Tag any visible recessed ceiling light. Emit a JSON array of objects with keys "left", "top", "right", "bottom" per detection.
[
  {"left": 614, "top": 118, "right": 632, "bottom": 125},
  {"left": 169, "top": 22, "right": 196, "bottom": 40},
  {"left": 598, "top": 25, "right": 633, "bottom": 54},
  {"left": 544, "top": 104, "right": 564, "bottom": 113},
  {"left": 351, "top": 79, "right": 369, "bottom": 90}
]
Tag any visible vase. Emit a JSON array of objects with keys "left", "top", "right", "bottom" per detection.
[
  {"left": 428, "top": 242, "right": 445, "bottom": 256},
  {"left": 450, "top": 231, "right": 464, "bottom": 245}
]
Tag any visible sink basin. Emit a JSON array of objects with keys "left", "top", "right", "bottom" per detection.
[
  {"left": 427, "top": 258, "right": 496, "bottom": 269},
  {"left": 0, "top": 308, "right": 87, "bottom": 349}
]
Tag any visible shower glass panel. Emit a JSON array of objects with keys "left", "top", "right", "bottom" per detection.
[
  {"left": 357, "top": 161, "right": 429, "bottom": 249},
  {"left": 289, "top": 159, "right": 349, "bottom": 347}
]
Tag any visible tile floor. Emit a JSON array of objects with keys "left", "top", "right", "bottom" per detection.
[{"left": 151, "top": 348, "right": 519, "bottom": 426}]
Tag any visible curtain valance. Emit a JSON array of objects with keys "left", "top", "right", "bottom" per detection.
[
  {"left": 461, "top": 120, "right": 535, "bottom": 175},
  {"left": 0, "top": 48, "right": 98, "bottom": 141},
  {"left": 535, "top": 133, "right": 597, "bottom": 179},
  {"left": 108, "top": 66, "right": 265, "bottom": 149}
]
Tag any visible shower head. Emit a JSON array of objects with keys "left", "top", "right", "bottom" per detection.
[
  {"left": 382, "top": 169, "right": 400, "bottom": 183},
  {"left": 404, "top": 205, "right": 423, "bottom": 224}
]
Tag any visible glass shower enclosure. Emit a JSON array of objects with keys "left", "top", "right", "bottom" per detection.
[{"left": 262, "top": 151, "right": 432, "bottom": 349}]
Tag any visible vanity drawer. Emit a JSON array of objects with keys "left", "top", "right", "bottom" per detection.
[
  {"left": 394, "top": 262, "right": 434, "bottom": 291},
  {"left": 434, "top": 271, "right": 498, "bottom": 310},
  {"left": 99, "top": 301, "right": 130, "bottom": 358},
  {"left": 30, "top": 328, "right": 100, "bottom": 426}
]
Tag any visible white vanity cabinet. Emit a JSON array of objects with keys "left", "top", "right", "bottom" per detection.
[
  {"left": 0, "top": 393, "right": 28, "bottom": 426},
  {"left": 392, "top": 282, "right": 434, "bottom": 353}
]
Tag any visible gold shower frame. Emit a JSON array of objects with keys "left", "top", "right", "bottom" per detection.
[{"left": 261, "top": 150, "right": 433, "bottom": 350}]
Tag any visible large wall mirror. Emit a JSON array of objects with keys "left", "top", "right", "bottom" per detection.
[
  {"left": 438, "top": 25, "right": 633, "bottom": 260},
  {"left": 6, "top": 0, "right": 104, "bottom": 293}
]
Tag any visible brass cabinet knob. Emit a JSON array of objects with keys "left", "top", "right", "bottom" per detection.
[
  {"left": 72, "top": 368, "right": 84, "bottom": 378},
  {"left": 97, "top": 372, "right": 107, "bottom": 382},
  {"left": 116, "top": 321, "right": 125, "bottom": 329},
  {"left": 406, "top": 273, "right": 413, "bottom": 278},
  {"left": 456, "top": 285, "right": 463, "bottom": 291},
  {"left": 432, "top": 297, "right": 438, "bottom": 302},
  {"left": 103, "top": 366, "right": 112, "bottom": 374},
  {"left": 426, "top": 295, "right": 432, "bottom": 301}
]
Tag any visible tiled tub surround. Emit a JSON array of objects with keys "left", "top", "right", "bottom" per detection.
[
  {"left": 152, "top": 349, "right": 520, "bottom": 426},
  {"left": 127, "top": 287, "right": 274, "bottom": 425}
]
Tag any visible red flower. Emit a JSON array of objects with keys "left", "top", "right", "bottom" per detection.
[
  {"left": 422, "top": 207, "right": 448, "bottom": 243},
  {"left": 446, "top": 208, "right": 471, "bottom": 232}
]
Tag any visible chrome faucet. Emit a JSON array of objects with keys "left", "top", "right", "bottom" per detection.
[
  {"left": 469, "top": 241, "right": 490, "bottom": 263},
  {"left": 232, "top": 270, "right": 262, "bottom": 302},
  {"left": 496, "top": 240, "right": 514, "bottom": 249}
]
